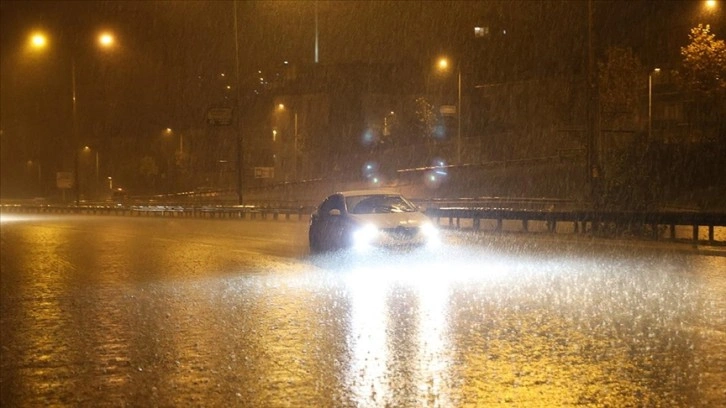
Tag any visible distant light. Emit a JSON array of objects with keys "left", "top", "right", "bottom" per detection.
[
  {"left": 30, "top": 32, "right": 47, "bottom": 48},
  {"left": 98, "top": 32, "right": 115, "bottom": 47},
  {"left": 220, "top": 73, "right": 226, "bottom": 77},
  {"left": 226, "top": 85, "right": 231, "bottom": 90},
  {"left": 474, "top": 26, "right": 489, "bottom": 38},
  {"left": 277, "top": 103, "right": 285, "bottom": 110},
  {"left": 653, "top": 68, "right": 661, "bottom": 73},
  {"left": 705, "top": 0, "right": 717, "bottom": 9},
  {"left": 361, "top": 129, "right": 375, "bottom": 145},
  {"left": 437, "top": 58, "right": 449, "bottom": 71},
  {"left": 283, "top": 60, "right": 289, "bottom": 65}
]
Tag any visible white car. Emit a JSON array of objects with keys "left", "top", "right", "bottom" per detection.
[{"left": 308, "top": 190, "right": 439, "bottom": 253}]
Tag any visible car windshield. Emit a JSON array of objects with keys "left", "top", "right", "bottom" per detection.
[{"left": 346, "top": 194, "right": 417, "bottom": 214}]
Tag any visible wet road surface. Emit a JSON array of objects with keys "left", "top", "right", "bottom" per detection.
[{"left": 1, "top": 214, "right": 725, "bottom": 407}]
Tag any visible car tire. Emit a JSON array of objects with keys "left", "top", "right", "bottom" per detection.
[{"left": 309, "top": 230, "right": 323, "bottom": 254}]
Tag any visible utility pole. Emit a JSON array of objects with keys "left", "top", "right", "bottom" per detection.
[
  {"left": 315, "top": 0, "right": 319, "bottom": 63},
  {"left": 586, "top": 0, "right": 599, "bottom": 208},
  {"left": 234, "top": 1, "right": 244, "bottom": 205}
]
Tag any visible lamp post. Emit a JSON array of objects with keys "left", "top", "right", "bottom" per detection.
[
  {"left": 164, "top": 127, "right": 183, "bottom": 155},
  {"left": 276, "top": 103, "right": 299, "bottom": 181},
  {"left": 28, "top": 30, "right": 116, "bottom": 204},
  {"left": 162, "top": 127, "right": 185, "bottom": 193},
  {"left": 26, "top": 160, "right": 42, "bottom": 196},
  {"left": 648, "top": 68, "right": 661, "bottom": 142},
  {"left": 436, "top": 57, "right": 462, "bottom": 165},
  {"left": 80, "top": 146, "right": 100, "bottom": 200}
]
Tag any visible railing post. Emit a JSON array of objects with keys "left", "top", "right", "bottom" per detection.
[{"left": 692, "top": 224, "right": 699, "bottom": 248}]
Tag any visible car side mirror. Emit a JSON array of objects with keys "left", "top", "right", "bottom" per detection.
[{"left": 329, "top": 209, "right": 341, "bottom": 216}]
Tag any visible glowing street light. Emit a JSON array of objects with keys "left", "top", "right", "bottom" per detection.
[
  {"left": 274, "top": 103, "right": 300, "bottom": 181},
  {"left": 437, "top": 58, "right": 449, "bottom": 71},
  {"left": 705, "top": 0, "right": 717, "bottom": 10},
  {"left": 29, "top": 32, "right": 48, "bottom": 49},
  {"left": 98, "top": 32, "right": 115, "bottom": 48},
  {"left": 163, "top": 127, "right": 183, "bottom": 154},
  {"left": 82, "top": 146, "right": 100, "bottom": 196},
  {"left": 648, "top": 68, "right": 661, "bottom": 142},
  {"left": 436, "top": 57, "right": 462, "bottom": 165},
  {"left": 27, "top": 29, "right": 118, "bottom": 203}
]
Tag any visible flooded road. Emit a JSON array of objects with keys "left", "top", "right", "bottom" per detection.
[{"left": 1, "top": 214, "right": 724, "bottom": 407}]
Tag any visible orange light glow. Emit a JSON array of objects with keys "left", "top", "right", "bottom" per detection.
[
  {"left": 29, "top": 32, "right": 48, "bottom": 49},
  {"left": 98, "top": 32, "right": 115, "bottom": 47},
  {"left": 437, "top": 57, "right": 449, "bottom": 71}
]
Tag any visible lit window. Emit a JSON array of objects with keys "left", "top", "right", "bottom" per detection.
[{"left": 474, "top": 26, "right": 489, "bottom": 37}]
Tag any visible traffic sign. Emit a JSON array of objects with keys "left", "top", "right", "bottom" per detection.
[
  {"left": 206, "top": 107, "right": 233, "bottom": 126},
  {"left": 56, "top": 172, "right": 74, "bottom": 189}
]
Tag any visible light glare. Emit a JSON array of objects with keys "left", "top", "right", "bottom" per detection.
[
  {"left": 98, "top": 32, "right": 115, "bottom": 47},
  {"left": 30, "top": 33, "right": 47, "bottom": 48},
  {"left": 353, "top": 224, "right": 379, "bottom": 251},
  {"left": 437, "top": 57, "right": 449, "bottom": 71}
]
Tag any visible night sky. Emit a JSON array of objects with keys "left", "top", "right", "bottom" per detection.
[{"left": 1, "top": 0, "right": 721, "bottom": 197}]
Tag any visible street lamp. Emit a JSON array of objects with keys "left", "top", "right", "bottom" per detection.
[
  {"left": 276, "top": 103, "right": 299, "bottom": 181},
  {"left": 436, "top": 57, "right": 462, "bottom": 165},
  {"left": 29, "top": 33, "right": 47, "bottom": 49},
  {"left": 648, "top": 68, "right": 661, "bottom": 142},
  {"left": 28, "top": 29, "right": 117, "bottom": 204},
  {"left": 81, "top": 146, "right": 100, "bottom": 200},
  {"left": 98, "top": 32, "right": 115, "bottom": 48},
  {"left": 164, "top": 127, "right": 183, "bottom": 155},
  {"left": 162, "top": 127, "right": 186, "bottom": 193},
  {"left": 26, "top": 159, "right": 42, "bottom": 196}
]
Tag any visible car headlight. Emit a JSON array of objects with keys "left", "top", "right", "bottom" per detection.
[
  {"left": 420, "top": 222, "right": 440, "bottom": 246},
  {"left": 420, "top": 222, "right": 438, "bottom": 238},
  {"left": 353, "top": 224, "right": 379, "bottom": 248}
]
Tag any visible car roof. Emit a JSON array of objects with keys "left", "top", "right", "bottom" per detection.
[{"left": 336, "top": 189, "right": 402, "bottom": 197}]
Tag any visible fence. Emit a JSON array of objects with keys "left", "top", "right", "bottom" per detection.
[{"left": 2, "top": 203, "right": 725, "bottom": 246}]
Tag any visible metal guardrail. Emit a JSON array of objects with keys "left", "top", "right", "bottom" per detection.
[
  {"left": 425, "top": 207, "right": 726, "bottom": 245},
  {"left": 0, "top": 204, "right": 311, "bottom": 221},
  {"left": 2, "top": 203, "right": 725, "bottom": 246}
]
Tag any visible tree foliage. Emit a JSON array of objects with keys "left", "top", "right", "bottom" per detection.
[
  {"left": 413, "top": 97, "right": 437, "bottom": 141},
  {"left": 680, "top": 24, "right": 726, "bottom": 95}
]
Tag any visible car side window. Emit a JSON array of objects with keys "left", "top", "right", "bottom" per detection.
[{"left": 319, "top": 194, "right": 345, "bottom": 216}]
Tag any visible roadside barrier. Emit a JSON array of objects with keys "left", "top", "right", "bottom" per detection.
[
  {"left": 2, "top": 203, "right": 724, "bottom": 246},
  {"left": 425, "top": 207, "right": 726, "bottom": 246}
]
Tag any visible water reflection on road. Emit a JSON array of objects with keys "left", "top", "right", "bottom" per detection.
[{"left": 1, "top": 215, "right": 724, "bottom": 407}]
